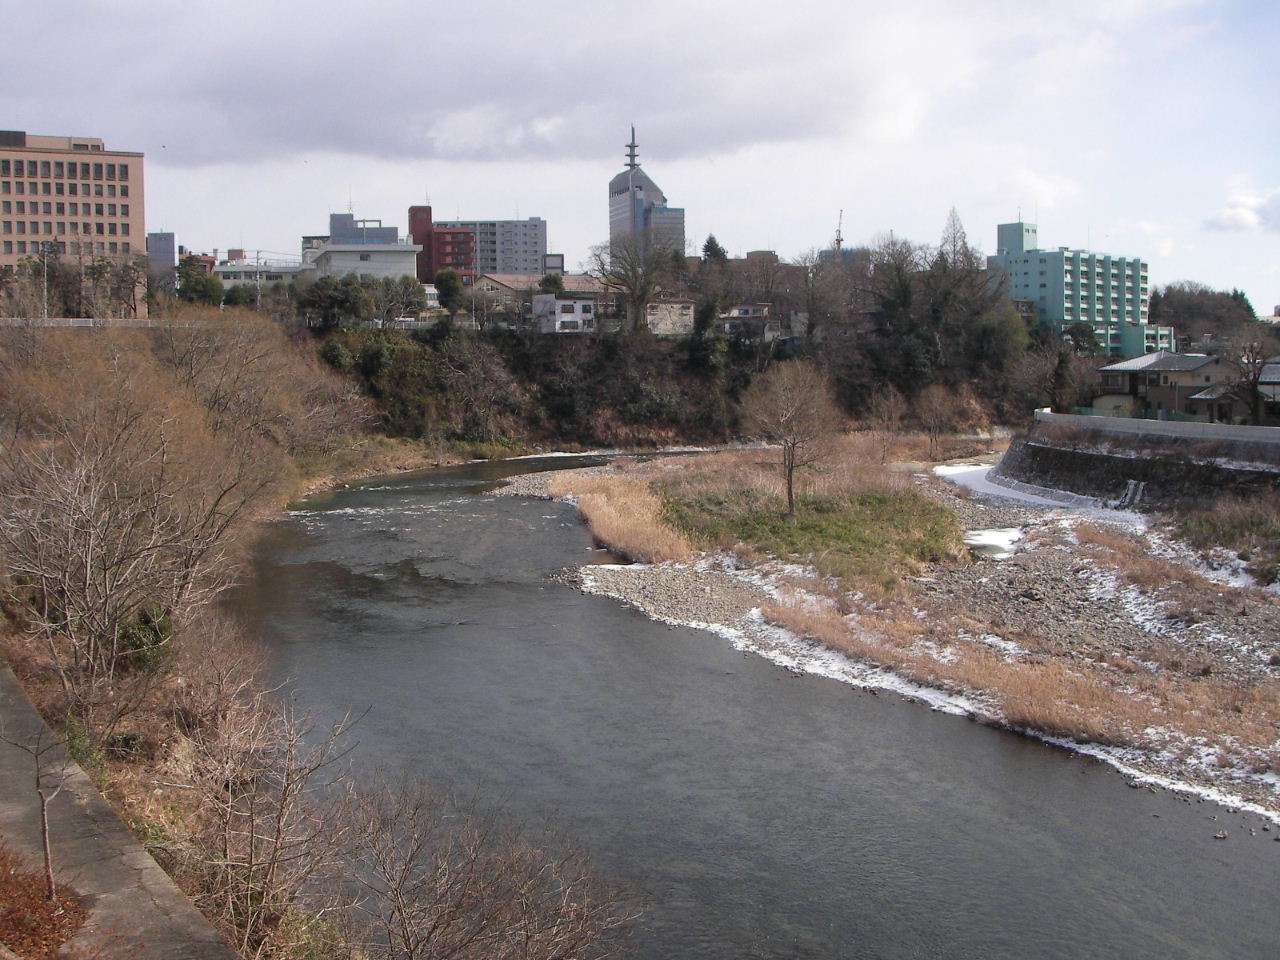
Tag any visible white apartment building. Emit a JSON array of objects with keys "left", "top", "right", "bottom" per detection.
[{"left": 434, "top": 217, "right": 547, "bottom": 275}]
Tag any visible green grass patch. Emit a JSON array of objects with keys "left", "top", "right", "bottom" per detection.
[{"left": 662, "top": 488, "right": 966, "bottom": 595}]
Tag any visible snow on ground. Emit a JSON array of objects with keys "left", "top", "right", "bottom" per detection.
[{"left": 963, "top": 527, "right": 1024, "bottom": 559}]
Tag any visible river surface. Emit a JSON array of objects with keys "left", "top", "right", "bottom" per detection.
[{"left": 240, "top": 457, "right": 1280, "bottom": 959}]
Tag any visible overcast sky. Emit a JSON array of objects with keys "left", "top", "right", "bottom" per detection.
[{"left": 8, "top": 0, "right": 1278, "bottom": 312}]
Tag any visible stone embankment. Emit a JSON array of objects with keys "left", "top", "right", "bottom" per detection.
[{"left": 994, "top": 412, "right": 1280, "bottom": 506}]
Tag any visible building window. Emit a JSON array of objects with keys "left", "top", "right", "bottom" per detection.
[
  {"left": 359, "top": 253, "right": 371, "bottom": 261},
  {"left": 92, "top": 163, "right": 103, "bottom": 180},
  {"left": 122, "top": 242, "right": 130, "bottom": 253},
  {"left": 119, "top": 164, "right": 128, "bottom": 181}
]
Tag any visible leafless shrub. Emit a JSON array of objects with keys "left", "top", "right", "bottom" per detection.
[
  {"left": 0, "top": 336, "right": 286, "bottom": 716},
  {"left": 348, "top": 780, "right": 633, "bottom": 960},
  {"left": 158, "top": 698, "right": 358, "bottom": 959}
]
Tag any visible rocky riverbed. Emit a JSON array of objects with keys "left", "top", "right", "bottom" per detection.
[{"left": 498, "top": 457, "right": 1280, "bottom": 821}]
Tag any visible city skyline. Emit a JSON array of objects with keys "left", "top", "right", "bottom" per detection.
[{"left": 6, "top": 0, "right": 1278, "bottom": 312}]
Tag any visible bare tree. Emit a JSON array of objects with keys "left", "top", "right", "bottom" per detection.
[
  {"left": 0, "top": 726, "right": 71, "bottom": 901},
  {"left": 437, "top": 336, "right": 528, "bottom": 444},
  {"left": 587, "top": 237, "right": 669, "bottom": 332},
  {"left": 865, "top": 384, "right": 906, "bottom": 463},
  {"left": 0, "top": 334, "right": 284, "bottom": 713},
  {"left": 349, "top": 780, "right": 633, "bottom": 960},
  {"left": 1225, "top": 336, "right": 1279, "bottom": 425},
  {"left": 914, "top": 383, "right": 977, "bottom": 460},
  {"left": 741, "top": 360, "right": 845, "bottom": 515}
]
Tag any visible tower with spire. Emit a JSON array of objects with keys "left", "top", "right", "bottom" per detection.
[{"left": 608, "top": 127, "right": 685, "bottom": 256}]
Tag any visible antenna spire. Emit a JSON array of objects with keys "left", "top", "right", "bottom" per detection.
[{"left": 626, "top": 126, "right": 639, "bottom": 170}]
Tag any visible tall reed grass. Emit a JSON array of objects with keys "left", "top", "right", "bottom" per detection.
[{"left": 547, "top": 473, "right": 694, "bottom": 563}]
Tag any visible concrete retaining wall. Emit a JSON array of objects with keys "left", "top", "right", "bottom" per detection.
[
  {"left": 0, "top": 664, "right": 239, "bottom": 959},
  {"left": 993, "top": 439, "right": 1280, "bottom": 506},
  {"left": 1033, "top": 409, "right": 1280, "bottom": 446}
]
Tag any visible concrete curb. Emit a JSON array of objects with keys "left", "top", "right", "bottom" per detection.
[{"left": 0, "top": 662, "right": 240, "bottom": 960}]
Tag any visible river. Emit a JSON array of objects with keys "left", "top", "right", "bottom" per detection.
[{"left": 238, "top": 457, "right": 1280, "bottom": 959}]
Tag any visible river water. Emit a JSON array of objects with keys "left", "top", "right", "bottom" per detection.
[{"left": 240, "top": 457, "right": 1280, "bottom": 959}]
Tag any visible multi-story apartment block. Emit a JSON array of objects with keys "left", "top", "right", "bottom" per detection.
[
  {"left": 608, "top": 128, "right": 685, "bottom": 256},
  {"left": 407, "top": 206, "right": 476, "bottom": 283},
  {"left": 434, "top": 216, "right": 547, "bottom": 276},
  {"left": 0, "top": 130, "right": 144, "bottom": 274},
  {"left": 986, "top": 221, "right": 1172, "bottom": 357}
]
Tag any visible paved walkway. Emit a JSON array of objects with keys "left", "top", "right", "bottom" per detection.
[{"left": 0, "top": 663, "right": 239, "bottom": 959}]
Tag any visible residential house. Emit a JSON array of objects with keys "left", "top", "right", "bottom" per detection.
[
  {"left": 645, "top": 297, "right": 695, "bottom": 336},
  {"left": 533, "top": 293, "right": 597, "bottom": 334},
  {"left": 476, "top": 273, "right": 610, "bottom": 318},
  {"left": 1094, "top": 350, "right": 1232, "bottom": 420},
  {"left": 721, "top": 302, "right": 782, "bottom": 342}
]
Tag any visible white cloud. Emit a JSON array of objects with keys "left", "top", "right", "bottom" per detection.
[{"left": 1206, "top": 187, "right": 1280, "bottom": 232}]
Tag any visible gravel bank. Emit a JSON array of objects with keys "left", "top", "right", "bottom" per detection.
[{"left": 504, "top": 456, "right": 1280, "bottom": 819}]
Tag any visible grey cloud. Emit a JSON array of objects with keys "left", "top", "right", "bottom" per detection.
[{"left": 8, "top": 0, "right": 870, "bottom": 168}]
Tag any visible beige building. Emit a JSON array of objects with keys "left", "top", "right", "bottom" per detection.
[{"left": 0, "top": 130, "right": 145, "bottom": 274}]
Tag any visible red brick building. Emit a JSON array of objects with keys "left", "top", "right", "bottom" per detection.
[{"left": 407, "top": 206, "right": 475, "bottom": 284}]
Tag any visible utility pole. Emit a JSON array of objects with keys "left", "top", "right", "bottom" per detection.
[{"left": 41, "top": 241, "right": 49, "bottom": 319}]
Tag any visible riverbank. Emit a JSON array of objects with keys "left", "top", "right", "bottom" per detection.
[{"left": 502, "top": 454, "right": 1280, "bottom": 826}]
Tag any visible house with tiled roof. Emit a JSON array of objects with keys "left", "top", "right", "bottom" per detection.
[
  {"left": 1093, "top": 350, "right": 1280, "bottom": 424},
  {"left": 1093, "top": 350, "right": 1230, "bottom": 419}
]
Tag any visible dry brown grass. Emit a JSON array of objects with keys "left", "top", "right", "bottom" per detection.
[
  {"left": 628, "top": 435, "right": 911, "bottom": 505},
  {"left": 546, "top": 473, "right": 694, "bottom": 563},
  {"left": 1074, "top": 522, "right": 1216, "bottom": 595},
  {"left": 764, "top": 591, "right": 1280, "bottom": 761}
]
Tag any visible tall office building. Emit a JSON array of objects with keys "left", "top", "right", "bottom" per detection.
[
  {"left": 0, "top": 130, "right": 144, "bottom": 275},
  {"left": 608, "top": 128, "right": 684, "bottom": 256},
  {"left": 986, "top": 221, "right": 1171, "bottom": 356},
  {"left": 433, "top": 216, "right": 547, "bottom": 275},
  {"left": 146, "top": 231, "right": 176, "bottom": 292}
]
